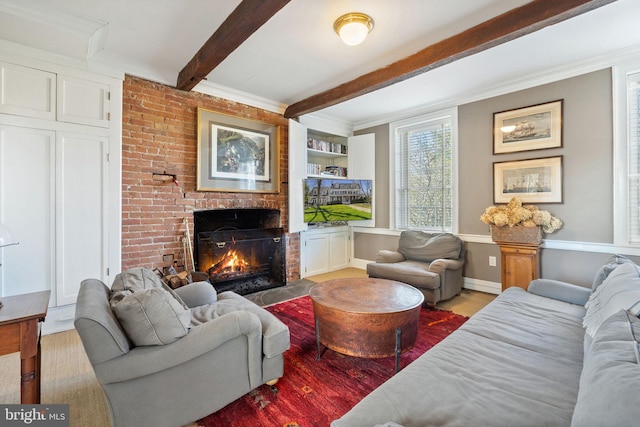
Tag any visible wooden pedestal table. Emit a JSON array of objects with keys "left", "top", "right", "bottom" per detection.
[
  {"left": 0, "top": 290, "right": 50, "bottom": 404},
  {"left": 309, "top": 278, "right": 424, "bottom": 373},
  {"left": 490, "top": 225, "right": 543, "bottom": 292},
  {"left": 497, "top": 242, "right": 540, "bottom": 291}
]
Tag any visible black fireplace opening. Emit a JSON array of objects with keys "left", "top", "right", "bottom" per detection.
[{"left": 193, "top": 208, "right": 286, "bottom": 295}]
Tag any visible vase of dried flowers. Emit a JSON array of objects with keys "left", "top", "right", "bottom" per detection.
[{"left": 480, "top": 197, "right": 562, "bottom": 243}]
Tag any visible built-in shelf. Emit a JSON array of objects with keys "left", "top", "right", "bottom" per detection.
[
  {"left": 307, "top": 174, "right": 348, "bottom": 179},
  {"left": 307, "top": 148, "right": 348, "bottom": 159}
]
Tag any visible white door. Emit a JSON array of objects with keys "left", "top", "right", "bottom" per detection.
[
  {"left": 347, "top": 133, "right": 375, "bottom": 227},
  {"left": 347, "top": 133, "right": 375, "bottom": 179},
  {"left": 0, "top": 125, "right": 55, "bottom": 296},
  {"left": 0, "top": 125, "right": 108, "bottom": 305},
  {"left": 288, "top": 119, "right": 308, "bottom": 233},
  {"left": 56, "top": 132, "right": 108, "bottom": 306}
]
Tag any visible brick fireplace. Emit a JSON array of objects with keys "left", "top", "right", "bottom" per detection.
[
  {"left": 194, "top": 208, "right": 286, "bottom": 294},
  {"left": 120, "top": 75, "right": 300, "bottom": 281}
]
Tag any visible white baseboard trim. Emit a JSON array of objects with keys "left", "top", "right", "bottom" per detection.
[
  {"left": 42, "top": 304, "right": 76, "bottom": 335},
  {"left": 351, "top": 258, "right": 370, "bottom": 270},
  {"left": 463, "top": 278, "right": 501, "bottom": 295}
]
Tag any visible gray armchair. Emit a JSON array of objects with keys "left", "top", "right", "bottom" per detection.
[
  {"left": 74, "top": 268, "right": 290, "bottom": 427},
  {"left": 367, "top": 231, "right": 465, "bottom": 305}
]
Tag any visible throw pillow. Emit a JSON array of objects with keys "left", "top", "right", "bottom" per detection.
[
  {"left": 112, "top": 287, "right": 191, "bottom": 346},
  {"left": 111, "top": 266, "right": 165, "bottom": 293},
  {"left": 110, "top": 266, "right": 189, "bottom": 309},
  {"left": 583, "top": 262, "right": 640, "bottom": 338},
  {"left": 571, "top": 309, "right": 640, "bottom": 427}
]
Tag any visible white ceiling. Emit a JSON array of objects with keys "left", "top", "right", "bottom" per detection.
[{"left": 1, "top": 0, "right": 639, "bottom": 129}]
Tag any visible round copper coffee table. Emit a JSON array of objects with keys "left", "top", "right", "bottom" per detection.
[{"left": 309, "top": 278, "right": 424, "bottom": 372}]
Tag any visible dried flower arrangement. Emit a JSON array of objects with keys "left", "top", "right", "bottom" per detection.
[{"left": 480, "top": 197, "right": 563, "bottom": 234}]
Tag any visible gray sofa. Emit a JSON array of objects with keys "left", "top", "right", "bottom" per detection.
[
  {"left": 333, "top": 258, "right": 640, "bottom": 427},
  {"left": 74, "top": 267, "right": 290, "bottom": 427},
  {"left": 367, "top": 231, "right": 465, "bottom": 305}
]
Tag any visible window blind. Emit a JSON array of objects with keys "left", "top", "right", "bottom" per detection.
[
  {"left": 394, "top": 115, "right": 453, "bottom": 231},
  {"left": 628, "top": 71, "right": 640, "bottom": 243}
]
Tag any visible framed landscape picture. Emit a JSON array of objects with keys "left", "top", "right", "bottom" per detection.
[
  {"left": 196, "top": 108, "right": 280, "bottom": 193},
  {"left": 493, "top": 100, "right": 563, "bottom": 154},
  {"left": 493, "top": 156, "right": 563, "bottom": 203}
]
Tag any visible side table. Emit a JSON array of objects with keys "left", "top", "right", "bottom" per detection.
[
  {"left": 0, "top": 290, "right": 50, "bottom": 403},
  {"left": 497, "top": 242, "right": 540, "bottom": 291}
]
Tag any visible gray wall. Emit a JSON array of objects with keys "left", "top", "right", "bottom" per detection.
[
  {"left": 460, "top": 69, "right": 613, "bottom": 242},
  {"left": 352, "top": 68, "right": 636, "bottom": 288}
]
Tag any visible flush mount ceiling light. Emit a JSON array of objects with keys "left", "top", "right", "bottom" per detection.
[{"left": 333, "top": 12, "right": 374, "bottom": 46}]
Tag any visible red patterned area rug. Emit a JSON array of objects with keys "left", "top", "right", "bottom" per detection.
[{"left": 197, "top": 295, "right": 467, "bottom": 427}]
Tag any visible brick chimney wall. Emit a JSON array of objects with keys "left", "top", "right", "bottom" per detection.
[{"left": 122, "top": 75, "right": 300, "bottom": 281}]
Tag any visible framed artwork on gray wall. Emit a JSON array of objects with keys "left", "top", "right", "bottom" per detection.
[
  {"left": 493, "top": 156, "right": 563, "bottom": 203},
  {"left": 493, "top": 100, "right": 563, "bottom": 154}
]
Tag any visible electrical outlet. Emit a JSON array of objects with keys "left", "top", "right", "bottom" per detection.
[{"left": 489, "top": 256, "right": 497, "bottom": 267}]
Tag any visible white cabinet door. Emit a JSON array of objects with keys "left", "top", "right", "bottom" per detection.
[
  {"left": 348, "top": 133, "right": 375, "bottom": 227},
  {"left": 288, "top": 119, "right": 308, "bottom": 233},
  {"left": 57, "top": 75, "right": 110, "bottom": 128},
  {"left": 347, "top": 133, "right": 375, "bottom": 179},
  {"left": 0, "top": 62, "right": 55, "bottom": 120},
  {"left": 301, "top": 227, "right": 351, "bottom": 277},
  {"left": 56, "top": 133, "right": 108, "bottom": 306},
  {"left": 329, "top": 230, "right": 350, "bottom": 270},
  {"left": 301, "top": 233, "right": 329, "bottom": 277},
  {"left": 0, "top": 125, "right": 55, "bottom": 297},
  {"left": 0, "top": 126, "right": 108, "bottom": 305}
]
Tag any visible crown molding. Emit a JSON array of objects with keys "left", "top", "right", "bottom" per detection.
[
  {"left": 353, "top": 43, "right": 640, "bottom": 131},
  {"left": 0, "top": 39, "right": 123, "bottom": 80},
  {"left": 299, "top": 113, "right": 353, "bottom": 137},
  {"left": 193, "top": 80, "right": 287, "bottom": 115},
  {"left": 0, "top": 0, "right": 108, "bottom": 60}
]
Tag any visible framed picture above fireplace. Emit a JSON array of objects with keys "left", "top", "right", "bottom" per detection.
[{"left": 197, "top": 108, "right": 280, "bottom": 193}]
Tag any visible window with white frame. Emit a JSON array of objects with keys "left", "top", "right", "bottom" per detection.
[
  {"left": 391, "top": 108, "right": 457, "bottom": 231},
  {"left": 626, "top": 70, "right": 640, "bottom": 244}
]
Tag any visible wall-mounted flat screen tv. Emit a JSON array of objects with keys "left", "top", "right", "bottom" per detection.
[{"left": 303, "top": 178, "right": 373, "bottom": 223}]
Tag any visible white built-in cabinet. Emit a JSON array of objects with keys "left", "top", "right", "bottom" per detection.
[
  {"left": 300, "top": 226, "right": 350, "bottom": 277},
  {"left": 288, "top": 119, "right": 374, "bottom": 277},
  {"left": 0, "top": 59, "right": 121, "bottom": 333},
  {"left": 57, "top": 74, "right": 111, "bottom": 127},
  {"left": 0, "top": 62, "right": 56, "bottom": 120}
]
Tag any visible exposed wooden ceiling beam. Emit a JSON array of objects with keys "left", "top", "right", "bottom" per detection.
[
  {"left": 284, "top": 0, "right": 616, "bottom": 119},
  {"left": 177, "top": 0, "right": 290, "bottom": 91}
]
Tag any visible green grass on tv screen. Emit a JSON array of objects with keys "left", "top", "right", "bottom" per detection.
[{"left": 304, "top": 203, "right": 371, "bottom": 223}]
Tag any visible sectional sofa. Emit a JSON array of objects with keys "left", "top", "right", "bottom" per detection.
[{"left": 332, "top": 257, "right": 640, "bottom": 427}]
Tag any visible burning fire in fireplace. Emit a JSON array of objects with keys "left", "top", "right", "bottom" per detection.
[
  {"left": 194, "top": 208, "right": 286, "bottom": 295},
  {"left": 207, "top": 249, "right": 249, "bottom": 278}
]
